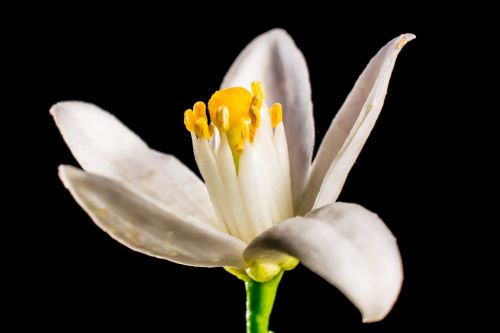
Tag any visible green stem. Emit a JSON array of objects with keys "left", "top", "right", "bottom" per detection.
[{"left": 245, "top": 271, "right": 283, "bottom": 333}]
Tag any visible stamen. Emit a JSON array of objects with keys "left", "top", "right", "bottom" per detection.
[
  {"left": 237, "top": 119, "right": 250, "bottom": 153},
  {"left": 186, "top": 81, "right": 269, "bottom": 165},
  {"left": 270, "top": 103, "right": 283, "bottom": 128},
  {"left": 193, "top": 101, "right": 207, "bottom": 120},
  {"left": 184, "top": 109, "right": 195, "bottom": 132},
  {"left": 194, "top": 117, "right": 211, "bottom": 139},
  {"left": 249, "top": 105, "right": 261, "bottom": 128},
  {"left": 185, "top": 102, "right": 213, "bottom": 140},
  {"left": 216, "top": 105, "right": 230, "bottom": 131},
  {"left": 251, "top": 81, "right": 265, "bottom": 111},
  {"left": 208, "top": 123, "right": 215, "bottom": 138},
  {"left": 240, "top": 118, "right": 250, "bottom": 140}
]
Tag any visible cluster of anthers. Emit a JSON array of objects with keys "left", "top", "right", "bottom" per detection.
[{"left": 184, "top": 81, "right": 283, "bottom": 168}]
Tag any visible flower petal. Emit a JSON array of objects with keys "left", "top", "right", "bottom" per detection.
[
  {"left": 59, "top": 165, "right": 246, "bottom": 267},
  {"left": 192, "top": 134, "right": 248, "bottom": 242},
  {"left": 222, "top": 29, "right": 314, "bottom": 211},
  {"left": 301, "top": 34, "right": 415, "bottom": 213},
  {"left": 51, "top": 101, "right": 224, "bottom": 232},
  {"left": 245, "top": 202, "right": 403, "bottom": 322}
]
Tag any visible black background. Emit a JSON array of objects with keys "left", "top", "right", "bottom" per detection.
[{"left": 8, "top": 5, "right": 489, "bottom": 332}]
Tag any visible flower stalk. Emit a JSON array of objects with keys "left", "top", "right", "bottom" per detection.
[{"left": 246, "top": 272, "right": 283, "bottom": 333}]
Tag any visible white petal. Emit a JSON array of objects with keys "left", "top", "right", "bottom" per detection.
[
  {"left": 59, "top": 165, "right": 246, "bottom": 267},
  {"left": 301, "top": 34, "right": 415, "bottom": 213},
  {"left": 192, "top": 135, "right": 244, "bottom": 240},
  {"left": 251, "top": 113, "right": 289, "bottom": 223},
  {"left": 221, "top": 29, "right": 314, "bottom": 211},
  {"left": 272, "top": 123, "right": 294, "bottom": 220},
  {"left": 238, "top": 142, "right": 275, "bottom": 241},
  {"left": 51, "top": 101, "right": 222, "bottom": 231},
  {"left": 245, "top": 202, "right": 403, "bottom": 322}
]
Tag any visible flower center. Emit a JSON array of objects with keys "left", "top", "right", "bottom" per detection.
[
  {"left": 183, "top": 80, "right": 293, "bottom": 248},
  {"left": 184, "top": 81, "right": 283, "bottom": 169}
]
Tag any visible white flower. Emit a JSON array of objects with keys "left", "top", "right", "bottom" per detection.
[{"left": 52, "top": 29, "right": 414, "bottom": 323}]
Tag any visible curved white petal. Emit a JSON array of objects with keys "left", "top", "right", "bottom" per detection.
[
  {"left": 51, "top": 101, "right": 223, "bottom": 232},
  {"left": 301, "top": 34, "right": 415, "bottom": 213},
  {"left": 272, "top": 123, "right": 294, "bottom": 221},
  {"left": 238, "top": 142, "right": 275, "bottom": 241},
  {"left": 222, "top": 29, "right": 314, "bottom": 211},
  {"left": 192, "top": 134, "right": 247, "bottom": 241},
  {"left": 245, "top": 202, "right": 403, "bottom": 322},
  {"left": 59, "top": 165, "right": 246, "bottom": 268}
]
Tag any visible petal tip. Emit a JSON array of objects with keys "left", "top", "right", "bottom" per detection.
[
  {"left": 57, "top": 164, "right": 69, "bottom": 178},
  {"left": 49, "top": 101, "right": 72, "bottom": 117},
  {"left": 396, "top": 33, "right": 416, "bottom": 49},
  {"left": 263, "top": 27, "right": 290, "bottom": 38},
  {"left": 361, "top": 268, "right": 403, "bottom": 323},
  {"left": 49, "top": 100, "right": 96, "bottom": 118},
  {"left": 49, "top": 104, "right": 58, "bottom": 117},
  {"left": 57, "top": 164, "right": 79, "bottom": 186},
  {"left": 362, "top": 314, "right": 381, "bottom": 324},
  {"left": 256, "top": 28, "right": 297, "bottom": 49},
  {"left": 361, "top": 300, "right": 395, "bottom": 323},
  {"left": 49, "top": 101, "right": 77, "bottom": 120},
  {"left": 360, "top": 302, "right": 395, "bottom": 323}
]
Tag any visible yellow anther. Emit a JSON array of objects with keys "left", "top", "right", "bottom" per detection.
[
  {"left": 240, "top": 119, "right": 250, "bottom": 141},
  {"left": 249, "top": 105, "right": 261, "bottom": 128},
  {"left": 215, "top": 105, "right": 230, "bottom": 131},
  {"left": 250, "top": 81, "right": 265, "bottom": 116},
  {"left": 193, "top": 101, "right": 207, "bottom": 120},
  {"left": 270, "top": 103, "right": 283, "bottom": 128},
  {"left": 208, "top": 124, "right": 215, "bottom": 138},
  {"left": 184, "top": 109, "right": 196, "bottom": 132},
  {"left": 249, "top": 126, "right": 256, "bottom": 143},
  {"left": 194, "top": 117, "right": 212, "bottom": 140},
  {"left": 185, "top": 101, "right": 209, "bottom": 137},
  {"left": 233, "top": 120, "right": 249, "bottom": 154},
  {"left": 251, "top": 81, "right": 265, "bottom": 100}
]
